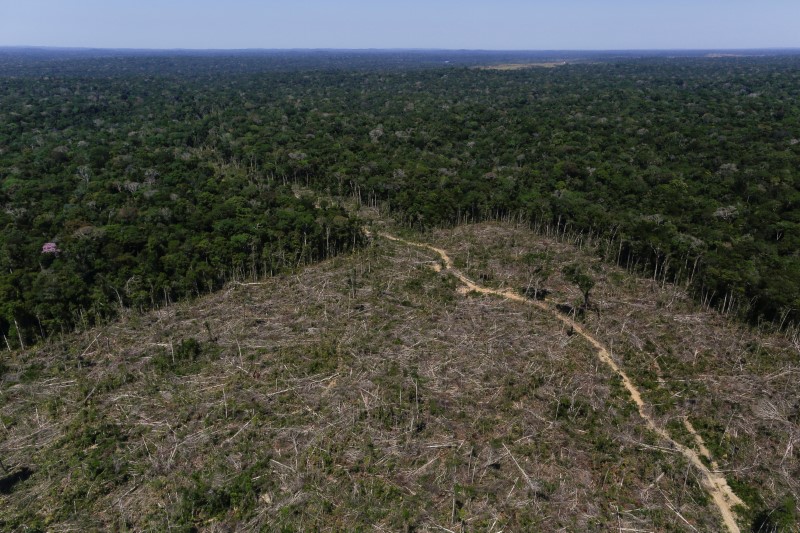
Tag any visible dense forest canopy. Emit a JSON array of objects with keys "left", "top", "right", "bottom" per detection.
[{"left": 1, "top": 50, "right": 799, "bottom": 345}]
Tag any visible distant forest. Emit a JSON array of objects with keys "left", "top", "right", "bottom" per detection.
[{"left": 1, "top": 50, "right": 799, "bottom": 345}]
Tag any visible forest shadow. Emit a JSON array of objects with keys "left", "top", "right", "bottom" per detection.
[
  {"left": 0, "top": 467, "right": 33, "bottom": 494},
  {"left": 555, "top": 303, "right": 579, "bottom": 317},
  {"left": 518, "top": 287, "right": 550, "bottom": 300}
]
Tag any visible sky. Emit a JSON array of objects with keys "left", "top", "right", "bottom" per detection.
[{"left": 1, "top": 0, "right": 799, "bottom": 51}]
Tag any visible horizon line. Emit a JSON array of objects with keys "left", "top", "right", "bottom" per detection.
[{"left": 3, "top": 45, "right": 800, "bottom": 53}]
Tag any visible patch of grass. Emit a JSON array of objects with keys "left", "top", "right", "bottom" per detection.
[
  {"left": 38, "top": 408, "right": 134, "bottom": 522},
  {"left": 278, "top": 338, "right": 344, "bottom": 376},
  {"left": 691, "top": 416, "right": 730, "bottom": 460},
  {"left": 728, "top": 476, "right": 764, "bottom": 510},
  {"left": 20, "top": 362, "right": 45, "bottom": 383},
  {"left": 152, "top": 337, "right": 218, "bottom": 375},
  {"left": 176, "top": 458, "right": 274, "bottom": 527},
  {"left": 665, "top": 418, "right": 696, "bottom": 450}
]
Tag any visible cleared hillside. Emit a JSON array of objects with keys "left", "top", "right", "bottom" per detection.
[{"left": 1, "top": 222, "right": 797, "bottom": 531}]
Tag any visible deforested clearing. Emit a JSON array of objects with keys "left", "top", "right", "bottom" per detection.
[
  {"left": 1, "top": 222, "right": 797, "bottom": 531},
  {"left": 475, "top": 61, "right": 567, "bottom": 70}
]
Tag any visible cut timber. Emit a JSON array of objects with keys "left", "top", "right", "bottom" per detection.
[{"left": 379, "top": 232, "right": 746, "bottom": 533}]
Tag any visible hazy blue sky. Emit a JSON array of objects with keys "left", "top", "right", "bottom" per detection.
[{"left": 1, "top": 0, "right": 799, "bottom": 50}]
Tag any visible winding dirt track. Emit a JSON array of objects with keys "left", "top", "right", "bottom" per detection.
[{"left": 380, "top": 232, "right": 745, "bottom": 533}]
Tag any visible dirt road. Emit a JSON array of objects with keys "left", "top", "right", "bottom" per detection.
[{"left": 380, "top": 232, "right": 745, "bottom": 533}]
